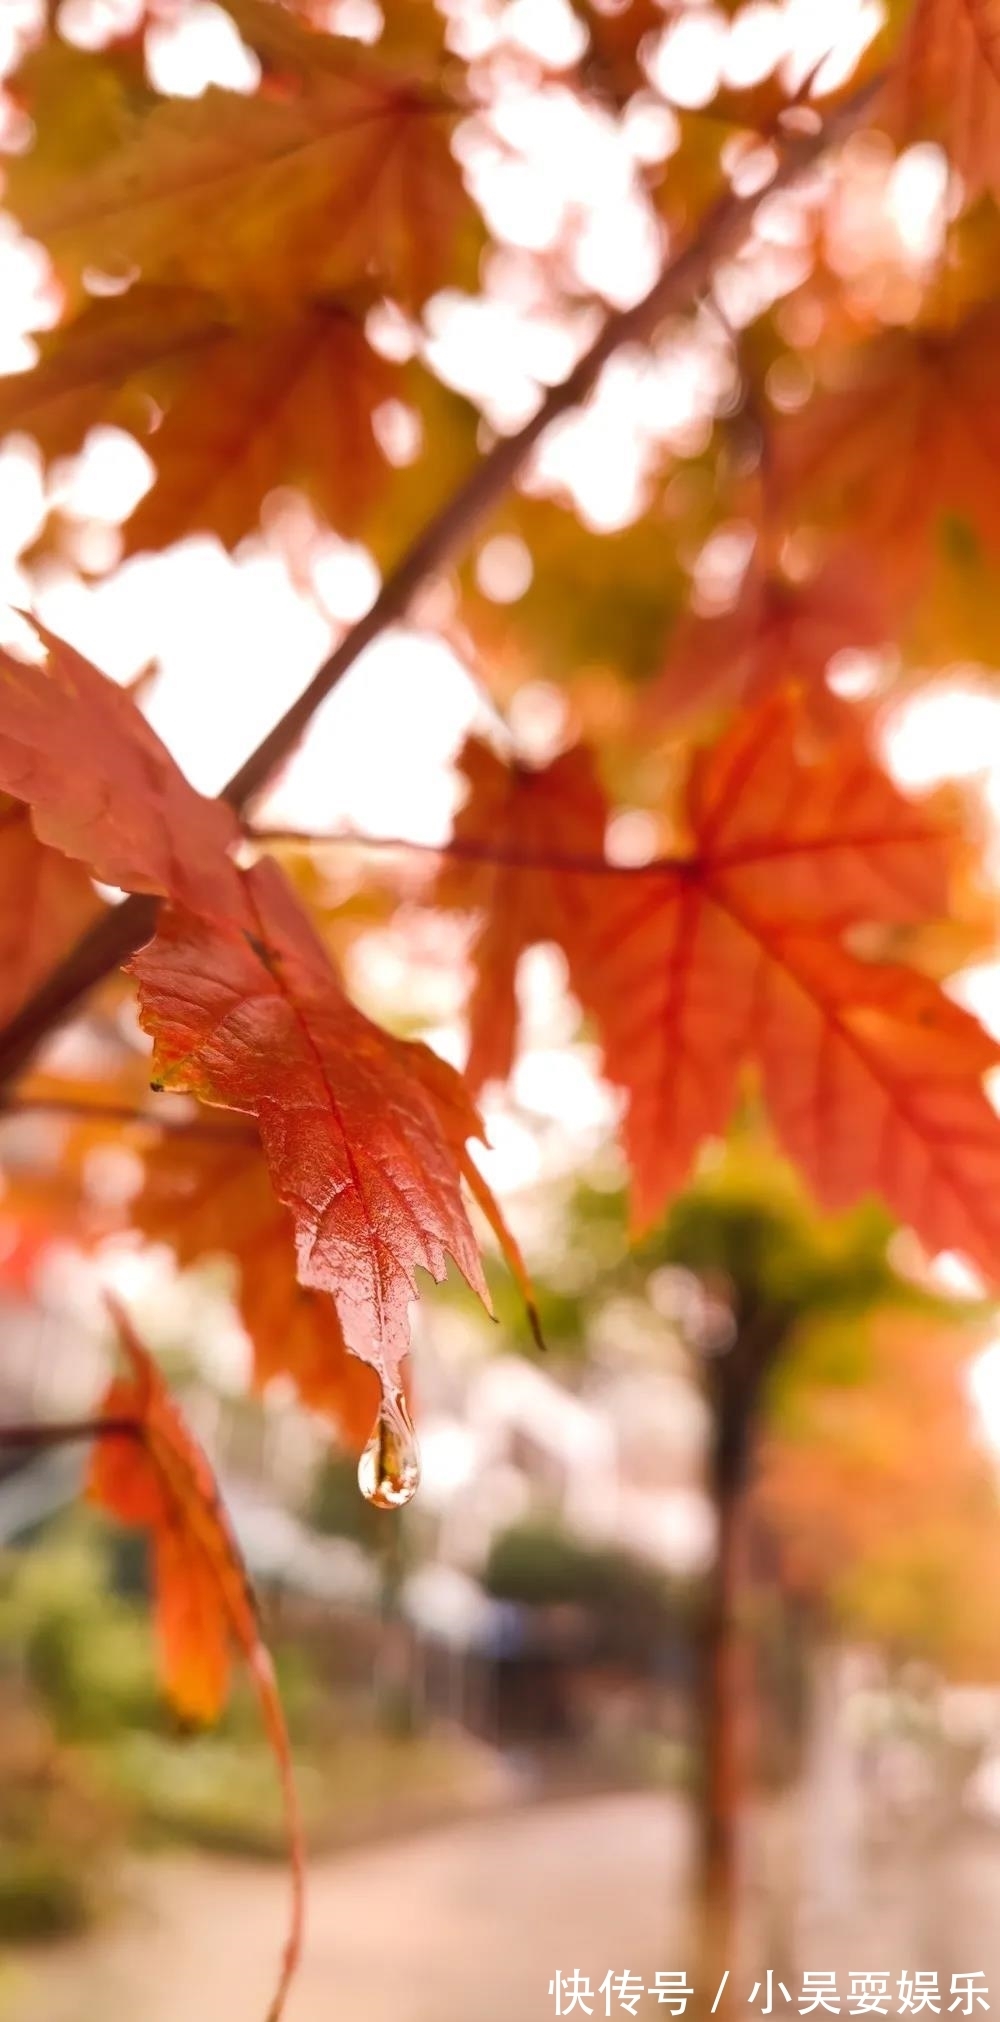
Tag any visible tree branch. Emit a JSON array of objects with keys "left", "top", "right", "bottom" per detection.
[
  {"left": 0, "top": 1091, "right": 258, "bottom": 1138},
  {"left": 0, "top": 77, "right": 880, "bottom": 1091},
  {"left": 0, "top": 1415, "right": 141, "bottom": 1449}
]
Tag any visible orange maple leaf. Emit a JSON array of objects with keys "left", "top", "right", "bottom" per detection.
[
  {"left": 87, "top": 1295, "right": 303, "bottom": 2021},
  {"left": 0, "top": 798, "right": 98, "bottom": 1025},
  {"left": 770, "top": 307, "right": 1000, "bottom": 599},
  {"left": 581, "top": 698, "right": 999, "bottom": 1253},
  {"left": 130, "top": 857, "right": 525, "bottom": 1388},
  {"left": 0, "top": 621, "right": 248, "bottom": 926},
  {"left": 9, "top": 52, "right": 474, "bottom": 312},
  {"left": 883, "top": 0, "right": 1000, "bottom": 197},
  {"left": 435, "top": 738, "right": 608, "bottom": 1091},
  {"left": 436, "top": 695, "right": 1000, "bottom": 1278},
  {"left": 645, "top": 552, "right": 890, "bottom": 727},
  {"left": 0, "top": 288, "right": 397, "bottom": 555}
]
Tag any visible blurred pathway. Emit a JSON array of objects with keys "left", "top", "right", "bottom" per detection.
[
  {"left": 11, "top": 1781, "right": 1000, "bottom": 2022},
  {"left": 6, "top": 1791, "right": 693, "bottom": 2022}
]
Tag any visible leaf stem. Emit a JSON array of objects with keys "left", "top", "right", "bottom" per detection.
[
  {"left": 0, "top": 76, "right": 880, "bottom": 1089},
  {"left": 247, "top": 823, "right": 677, "bottom": 875}
]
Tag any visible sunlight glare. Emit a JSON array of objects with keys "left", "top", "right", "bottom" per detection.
[{"left": 146, "top": 2, "right": 261, "bottom": 97}]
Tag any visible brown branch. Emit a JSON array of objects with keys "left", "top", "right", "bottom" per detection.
[
  {"left": 0, "top": 76, "right": 880, "bottom": 1093},
  {"left": 0, "top": 894, "right": 160, "bottom": 1091},
  {"left": 0, "top": 1415, "right": 141, "bottom": 1449},
  {"left": 0, "top": 1092, "right": 257, "bottom": 1139}
]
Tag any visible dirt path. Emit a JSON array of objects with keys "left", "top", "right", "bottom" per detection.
[
  {"left": 5, "top": 1792, "right": 692, "bottom": 2022},
  {"left": 9, "top": 1786, "right": 1000, "bottom": 2022}
]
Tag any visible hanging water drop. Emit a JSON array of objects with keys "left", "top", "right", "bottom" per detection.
[{"left": 357, "top": 1387, "right": 421, "bottom": 1509}]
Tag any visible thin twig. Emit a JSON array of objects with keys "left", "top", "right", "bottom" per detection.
[
  {"left": 0, "top": 1092, "right": 258, "bottom": 1139},
  {"left": 0, "top": 75, "right": 881, "bottom": 1092},
  {"left": 0, "top": 894, "right": 160, "bottom": 1091},
  {"left": 249, "top": 823, "right": 674, "bottom": 876},
  {"left": 221, "top": 84, "right": 877, "bottom": 815},
  {"left": 0, "top": 1415, "right": 141, "bottom": 1449}
]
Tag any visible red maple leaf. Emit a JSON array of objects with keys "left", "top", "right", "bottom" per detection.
[
  {"left": 646, "top": 552, "right": 890, "bottom": 727},
  {"left": 435, "top": 694, "right": 1000, "bottom": 1280},
  {"left": 883, "top": 0, "right": 1000, "bottom": 198},
  {"left": 0, "top": 797, "right": 98, "bottom": 1025}
]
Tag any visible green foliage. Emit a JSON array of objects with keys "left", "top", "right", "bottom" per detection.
[
  {"left": 109, "top": 1730, "right": 323, "bottom": 1859},
  {"left": 0, "top": 1849, "right": 93, "bottom": 1943},
  {"left": 653, "top": 1141, "right": 900, "bottom": 1322},
  {"left": 0, "top": 1677, "right": 123, "bottom": 1945},
  {"left": 484, "top": 1517, "right": 689, "bottom": 1663},
  {"left": 308, "top": 1452, "right": 386, "bottom": 1553},
  {"left": 0, "top": 1524, "right": 161, "bottom": 1740}
]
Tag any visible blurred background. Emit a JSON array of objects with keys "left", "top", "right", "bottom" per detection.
[
  {"left": 3, "top": 0, "right": 1000, "bottom": 2018},
  {"left": 6, "top": 1101, "right": 1000, "bottom": 2022}
]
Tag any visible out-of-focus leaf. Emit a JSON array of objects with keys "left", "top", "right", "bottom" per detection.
[
  {"left": 464, "top": 492, "right": 692, "bottom": 689},
  {"left": 0, "top": 621, "right": 248, "bottom": 926},
  {"left": 771, "top": 307, "right": 1000, "bottom": 599},
  {"left": 758, "top": 1307, "right": 1000, "bottom": 1676},
  {"left": 87, "top": 1296, "right": 304, "bottom": 2020},
  {"left": 646, "top": 550, "right": 890, "bottom": 726},
  {"left": 0, "top": 799, "right": 99, "bottom": 1026},
  {"left": 881, "top": 0, "right": 1000, "bottom": 199},
  {"left": 434, "top": 736, "right": 608, "bottom": 1090},
  {"left": 8, "top": 52, "right": 477, "bottom": 311},
  {"left": 0, "top": 290, "right": 396, "bottom": 552}
]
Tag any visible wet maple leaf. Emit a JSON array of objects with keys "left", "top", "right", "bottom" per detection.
[
  {"left": 137, "top": 1130, "right": 380, "bottom": 1447},
  {"left": 9, "top": 54, "right": 474, "bottom": 312},
  {"left": 0, "top": 799, "right": 98, "bottom": 1026},
  {"left": 130, "top": 857, "right": 512, "bottom": 1388},
  {"left": 0, "top": 288, "right": 396, "bottom": 554},
  {"left": 771, "top": 307, "right": 1000, "bottom": 598},
  {"left": 646, "top": 553, "right": 891, "bottom": 727},
  {"left": 88, "top": 1296, "right": 303, "bottom": 2020},
  {"left": 0, "top": 620, "right": 248, "bottom": 925},
  {"left": 0, "top": 623, "right": 533, "bottom": 1380},
  {"left": 435, "top": 737, "right": 608, "bottom": 1091},
  {"left": 883, "top": 0, "right": 1000, "bottom": 197}
]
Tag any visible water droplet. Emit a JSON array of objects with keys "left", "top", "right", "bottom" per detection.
[{"left": 357, "top": 1388, "right": 420, "bottom": 1509}]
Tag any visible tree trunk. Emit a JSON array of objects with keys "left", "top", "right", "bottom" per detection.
[
  {"left": 696, "top": 1461, "right": 743, "bottom": 2017},
  {"left": 695, "top": 1373, "right": 755, "bottom": 2021}
]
